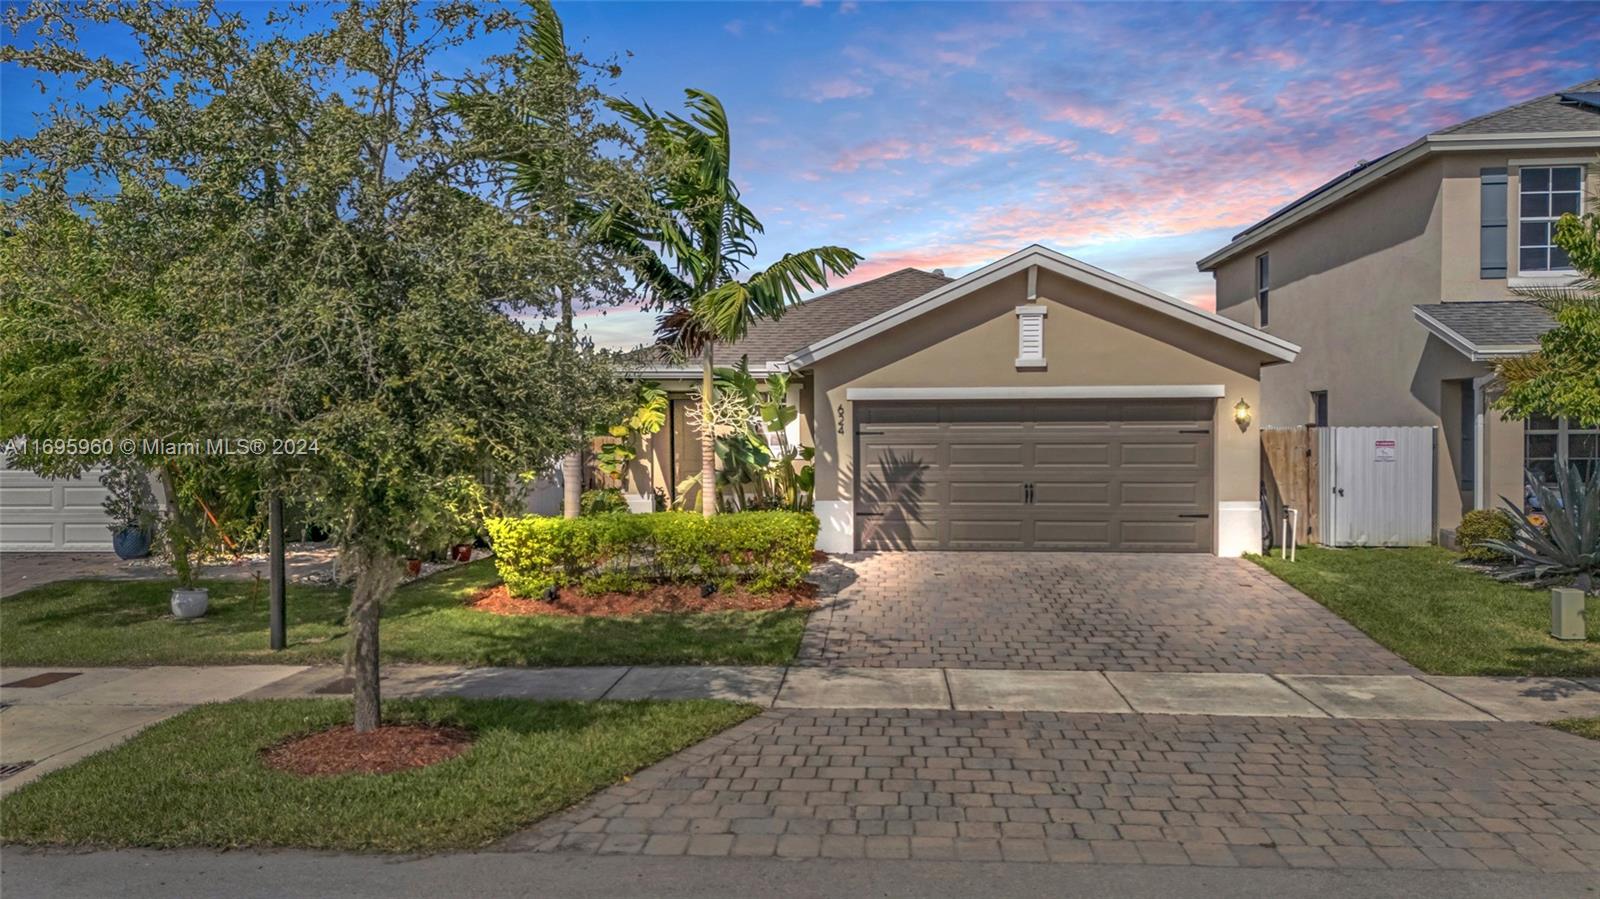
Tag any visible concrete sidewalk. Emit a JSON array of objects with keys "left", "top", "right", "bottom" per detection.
[
  {"left": 4, "top": 662, "right": 1597, "bottom": 797},
  {"left": 0, "top": 665, "right": 309, "bottom": 794},
  {"left": 244, "top": 663, "right": 1600, "bottom": 722}
]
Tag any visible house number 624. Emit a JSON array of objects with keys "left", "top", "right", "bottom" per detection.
[{"left": 836, "top": 404, "right": 845, "bottom": 435}]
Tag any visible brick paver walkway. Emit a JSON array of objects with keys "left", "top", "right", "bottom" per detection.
[
  {"left": 516, "top": 709, "right": 1600, "bottom": 873},
  {"left": 798, "top": 553, "right": 1414, "bottom": 673}
]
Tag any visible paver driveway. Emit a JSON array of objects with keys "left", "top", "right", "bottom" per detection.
[
  {"left": 516, "top": 709, "right": 1600, "bottom": 874},
  {"left": 799, "top": 552, "right": 1413, "bottom": 674}
]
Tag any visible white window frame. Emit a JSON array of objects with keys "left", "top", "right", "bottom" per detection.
[
  {"left": 1514, "top": 164, "right": 1583, "bottom": 277},
  {"left": 1254, "top": 253, "right": 1270, "bottom": 327},
  {"left": 1524, "top": 415, "right": 1600, "bottom": 495}
]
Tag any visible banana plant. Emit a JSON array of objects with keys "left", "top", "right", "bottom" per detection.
[{"left": 593, "top": 381, "right": 668, "bottom": 492}]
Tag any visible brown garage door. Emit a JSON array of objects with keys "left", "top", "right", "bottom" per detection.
[{"left": 854, "top": 399, "right": 1214, "bottom": 552}]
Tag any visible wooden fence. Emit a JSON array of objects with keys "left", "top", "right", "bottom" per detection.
[{"left": 1261, "top": 427, "right": 1320, "bottom": 546}]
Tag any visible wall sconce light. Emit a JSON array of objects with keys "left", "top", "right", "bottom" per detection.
[{"left": 1233, "top": 398, "right": 1252, "bottom": 429}]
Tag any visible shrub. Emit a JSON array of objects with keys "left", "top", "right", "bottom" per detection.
[
  {"left": 1456, "top": 509, "right": 1515, "bottom": 562},
  {"left": 1481, "top": 464, "right": 1600, "bottom": 592},
  {"left": 580, "top": 488, "right": 626, "bottom": 516},
  {"left": 484, "top": 511, "right": 819, "bottom": 597}
]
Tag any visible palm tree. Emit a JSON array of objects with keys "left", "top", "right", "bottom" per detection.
[
  {"left": 450, "top": 0, "right": 645, "bottom": 518},
  {"left": 599, "top": 90, "right": 860, "bottom": 515}
]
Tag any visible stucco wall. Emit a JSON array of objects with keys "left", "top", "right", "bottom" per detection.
[
  {"left": 1208, "top": 148, "right": 1598, "bottom": 532},
  {"left": 807, "top": 269, "right": 1268, "bottom": 534}
]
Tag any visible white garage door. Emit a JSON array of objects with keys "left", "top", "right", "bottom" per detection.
[{"left": 0, "top": 459, "right": 116, "bottom": 551}]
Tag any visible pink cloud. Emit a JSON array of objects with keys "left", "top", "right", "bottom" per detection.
[{"left": 812, "top": 76, "right": 873, "bottom": 101}]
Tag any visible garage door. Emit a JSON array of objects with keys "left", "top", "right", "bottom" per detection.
[
  {"left": 854, "top": 399, "right": 1214, "bottom": 551},
  {"left": 0, "top": 459, "right": 115, "bottom": 551}
]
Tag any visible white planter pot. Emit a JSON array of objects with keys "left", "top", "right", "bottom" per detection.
[
  {"left": 171, "top": 587, "right": 210, "bottom": 620},
  {"left": 624, "top": 495, "right": 656, "bottom": 514}
]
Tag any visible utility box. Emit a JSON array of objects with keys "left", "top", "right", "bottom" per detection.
[{"left": 1317, "top": 426, "right": 1436, "bottom": 546}]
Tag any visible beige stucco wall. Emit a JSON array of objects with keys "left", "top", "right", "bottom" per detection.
[
  {"left": 1208, "top": 148, "right": 1598, "bottom": 533},
  {"left": 807, "top": 269, "right": 1269, "bottom": 530}
]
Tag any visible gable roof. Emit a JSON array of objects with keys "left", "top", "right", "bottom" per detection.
[
  {"left": 1412, "top": 301, "right": 1553, "bottom": 361},
  {"left": 631, "top": 267, "right": 951, "bottom": 375},
  {"left": 785, "top": 244, "right": 1299, "bottom": 368},
  {"left": 1198, "top": 78, "right": 1600, "bottom": 271}
]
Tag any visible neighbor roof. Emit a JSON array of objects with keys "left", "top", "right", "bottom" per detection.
[
  {"left": 1198, "top": 78, "right": 1600, "bottom": 271},
  {"left": 1412, "top": 301, "right": 1554, "bottom": 361},
  {"left": 631, "top": 267, "right": 950, "bottom": 374},
  {"left": 787, "top": 244, "right": 1299, "bottom": 368},
  {"left": 1436, "top": 80, "right": 1600, "bottom": 135}
]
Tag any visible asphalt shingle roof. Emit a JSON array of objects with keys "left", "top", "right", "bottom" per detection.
[
  {"left": 1435, "top": 78, "right": 1600, "bottom": 135},
  {"left": 1414, "top": 301, "right": 1554, "bottom": 349},
  {"left": 648, "top": 267, "right": 951, "bottom": 368}
]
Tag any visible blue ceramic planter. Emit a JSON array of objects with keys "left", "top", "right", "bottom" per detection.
[{"left": 112, "top": 526, "right": 151, "bottom": 560}]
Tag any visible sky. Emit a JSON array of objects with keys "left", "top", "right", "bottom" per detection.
[{"left": 4, "top": 1, "right": 1598, "bottom": 348}]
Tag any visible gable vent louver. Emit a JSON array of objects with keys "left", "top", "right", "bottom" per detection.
[{"left": 1015, "top": 305, "right": 1047, "bottom": 369}]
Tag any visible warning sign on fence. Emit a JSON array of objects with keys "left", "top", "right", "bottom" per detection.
[{"left": 1374, "top": 439, "right": 1396, "bottom": 462}]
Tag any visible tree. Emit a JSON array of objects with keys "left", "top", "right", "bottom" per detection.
[
  {"left": 449, "top": 0, "right": 649, "bottom": 520},
  {"left": 1496, "top": 178, "right": 1600, "bottom": 427},
  {"left": 2, "top": 0, "right": 629, "bottom": 732},
  {"left": 596, "top": 90, "right": 861, "bottom": 515}
]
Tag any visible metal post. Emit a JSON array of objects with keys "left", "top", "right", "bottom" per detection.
[{"left": 269, "top": 494, "right": 286, "bottom": 651}]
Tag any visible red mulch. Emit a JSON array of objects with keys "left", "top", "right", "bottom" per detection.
[
  {"left": 811, "top": 550, "right": 830, "bottom": 564},
  {"left": 261, "top": 724, "right": 474, "bottom": 776},
  {"left": 467, "top": 581, "right": 818, "bottom": 617}
]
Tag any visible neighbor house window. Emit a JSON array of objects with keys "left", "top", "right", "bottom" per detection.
[
  {"left": 1518, "top": 166, "right": 1582, "bottom": 273},
  {"left": 1310, "top": 390, "right": 1328, "bottom": 427},
  {"left": 1524, "top": 415, "right": 1600, "bottom": 494},
  {"left": 1255, "top": 253, "right": 1270, "bottom": 326},
  {"left": 1458, "top": 382, "right": 1475, "bottom": 491}
]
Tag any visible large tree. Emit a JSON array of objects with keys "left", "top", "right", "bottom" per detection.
[
  {"left": 597, "top": 90, "right": 861, "bottom": 515},
  {"left": 1, "top": 0, "right": 629, "bottom": 731},
  {"left": 1496, "top": 178, "right": 1600, "bottom": 427}
]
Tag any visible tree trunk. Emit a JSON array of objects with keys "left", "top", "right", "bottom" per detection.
[
  {"left": 562, "top": 447, "right": 582, "bottom": 519},
  {"left": 347, "top": 550, "right": 400, "bottom": 734},
  {"left": 700, "top": 342, "right": 717, "bottom": 516}
]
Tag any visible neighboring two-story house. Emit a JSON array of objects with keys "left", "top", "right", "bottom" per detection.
[{"left": 1198, "top": 80, "right": 1600, "bottom": 542}]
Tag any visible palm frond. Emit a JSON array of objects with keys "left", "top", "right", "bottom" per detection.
[{"left": 745, "top": 246, "right": 863, "bottom": 308}]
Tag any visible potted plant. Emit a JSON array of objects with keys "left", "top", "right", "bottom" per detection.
[
  {"left": 100, "top": 459, "right": 157, "bottom": 559},
  {"left": 163, "top": 512, "right": 209, "bottom": 619}
]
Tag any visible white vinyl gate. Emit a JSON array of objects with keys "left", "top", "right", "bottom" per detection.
[{"left": 1317, "top": 426, "right": 1435, "bottom": 546}]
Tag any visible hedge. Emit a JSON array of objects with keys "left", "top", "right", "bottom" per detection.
[
  {"left": 1456, "top": 508, "right": 1514, "bottom": 563},
  {"left": 485, "top": 511, "right": 819, "bottom": 596}
]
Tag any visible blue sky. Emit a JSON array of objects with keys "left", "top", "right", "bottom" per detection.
[{"left": 5, "top": 1, "right": 1598, "bottom": 348}]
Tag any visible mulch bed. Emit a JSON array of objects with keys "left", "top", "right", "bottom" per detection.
[
  {"left": 467, "top": 581, "right": 818, "bottom": 617},
  {"left": 261, "top": 724, "right": 474, "bottom": 776}
]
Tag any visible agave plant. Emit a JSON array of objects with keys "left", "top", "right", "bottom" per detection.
[{"left": 1481, "top": 463, "right": 1600, "bottom": 592}]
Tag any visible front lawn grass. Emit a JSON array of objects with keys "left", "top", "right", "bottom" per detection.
[
  {"left": 1549, "top": 717, "right": 1600, "bottom": 741},
  {"left": 0, "top": 698, "right": 757, "bottom": 852},
  {"left": 0, "top": 561, "right": 809, "bottom": 667},
  {"left": 1250, "top": 546, "right": 1600, "bottom": 677}
]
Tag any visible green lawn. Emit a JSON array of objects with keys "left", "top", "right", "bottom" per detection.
[
  {"left": 0, "top": 698, "right": 756, "bottom": 851},
  {"left": 0, "top": 561, "right": 808, "bottom": 667},
  {"left": 1549, "top": 717, "right": 1600, "bottom": 741},
  {"left": 1251, "top": 546, "right": 1600, "bottom": 677}
]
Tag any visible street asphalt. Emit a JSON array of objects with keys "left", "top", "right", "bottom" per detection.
[{"left": 3, "top": 849, "right": 1596, "bottom": 899}]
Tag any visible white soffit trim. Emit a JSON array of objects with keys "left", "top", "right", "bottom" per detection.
[
  {"left": 845, "top": 385, "right": 1226, "bottom": 401},
  {"left": 785, "top": 245, "right": 1298, "bottom": 368},
  {"left": 1198, "top": 131, "right": 1600, "bottom": 270},
  {"left": 1411, "top": 308, "right": 1538, "bottom": 363}
]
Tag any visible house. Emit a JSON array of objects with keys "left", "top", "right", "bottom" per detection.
[
  {"left": 1197, "top": 80, "right": 1600, "bottom": 542},
  {"left": 627, "top": 244, "right": 1298, "bottom": 556}
]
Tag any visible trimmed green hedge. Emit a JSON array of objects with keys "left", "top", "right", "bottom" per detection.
[{"left": 485, "top": 511, "right": 819, "bottom": 596}]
